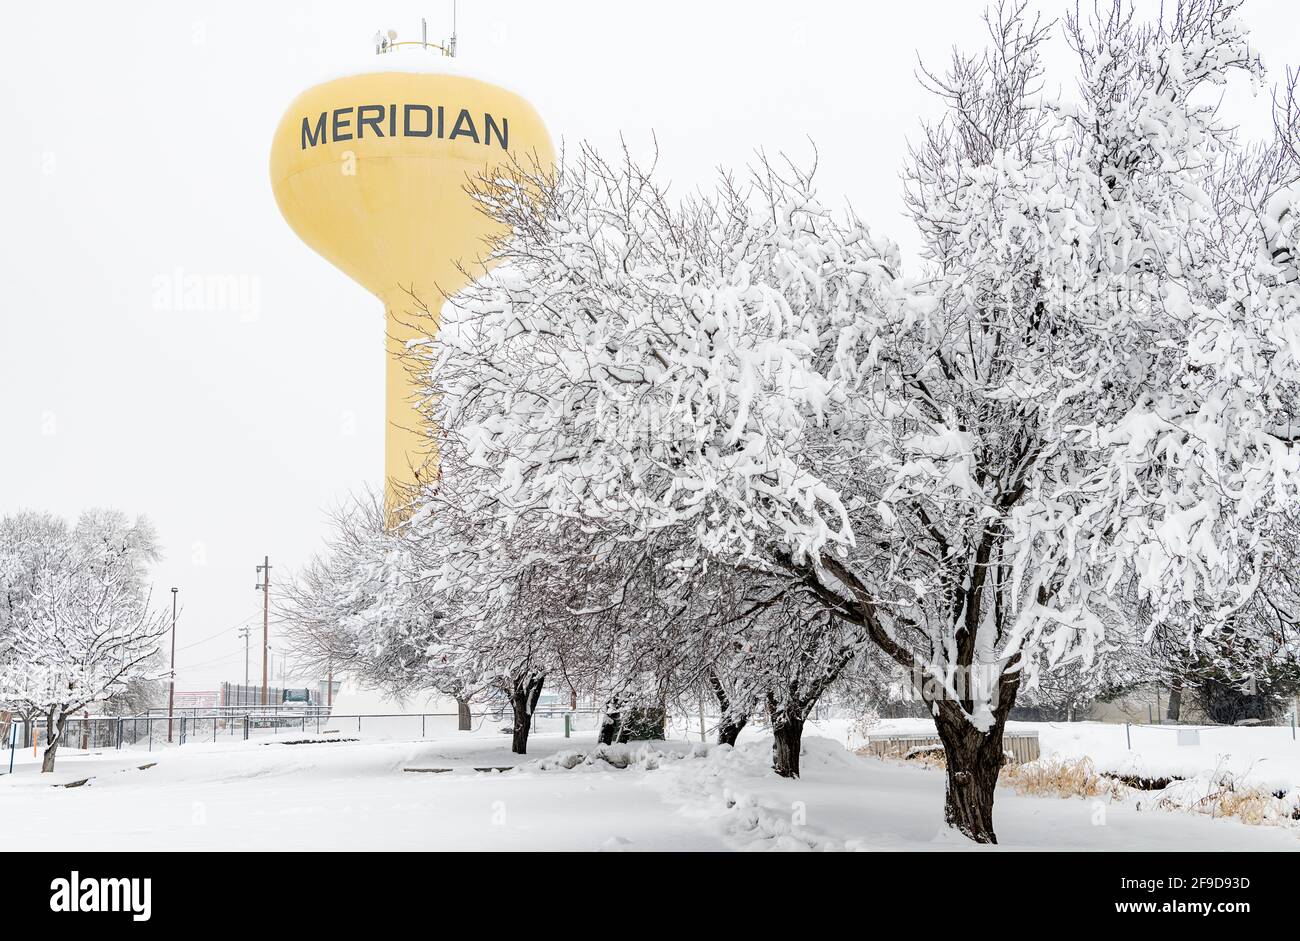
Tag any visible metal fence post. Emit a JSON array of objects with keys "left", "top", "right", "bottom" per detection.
[
  {"left": 243, "top": 715, "right": 249, "bottom": 741},
  {"left": 1125, "top": 722, "right": 1131, "bottom": 750},
  {"left": 422, "top": 714, "right": 426, "bottom": 738}
]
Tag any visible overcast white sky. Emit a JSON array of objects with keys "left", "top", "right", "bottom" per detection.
[{"left": 2, "top": 0, "right": 1296, "bottom": 691}]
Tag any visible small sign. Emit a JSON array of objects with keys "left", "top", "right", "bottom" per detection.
[{"left": 1176, "top": 729, "right": 1200, "bottom": 747}]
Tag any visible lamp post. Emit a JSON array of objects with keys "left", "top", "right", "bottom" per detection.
[
  {"left": 255, "top": 557, "right": 271, "bottom": 705},
  {"left": 167, "top": 587, "right": 178, "bottom": 743}
]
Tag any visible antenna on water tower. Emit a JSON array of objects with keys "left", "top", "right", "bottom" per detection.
[{"left": 377, "top": 5, "right": 456, "bottom": 57}]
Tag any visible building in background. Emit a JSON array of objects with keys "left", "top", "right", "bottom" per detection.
[
  {"left": 219, "top": 681, "right": 330, "bottom": 708},
  {"left": 173, "top": 690, "right": 221, "bottom": 710}
]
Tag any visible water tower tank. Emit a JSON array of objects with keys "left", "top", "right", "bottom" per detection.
[{"left": 269, "top": 38, "right": 554, "bottom": 512}]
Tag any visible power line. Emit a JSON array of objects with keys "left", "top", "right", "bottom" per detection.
[
  {"left": 178, "top": 648, "right": 246, "bottom": 672},
  {"left": 174, "top": 613, "right": 259, "bottom": 653}
]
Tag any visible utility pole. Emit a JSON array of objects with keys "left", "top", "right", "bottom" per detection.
[
  {"left": 167, "top": 587, "right": 178, "bottom": 743},
  {"left": 255, "top": 556, "right": 271, "bottom": 705}
]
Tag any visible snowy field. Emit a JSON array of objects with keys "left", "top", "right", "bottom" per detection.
[{"left": 3, "top": 723, "right": 1298, "bottom": 851}]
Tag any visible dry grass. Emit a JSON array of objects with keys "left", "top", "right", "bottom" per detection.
[
  {"left": 1211, "top": 788, "right": 1283, "bottom": 825},
  {"left": 878, "top": 751, "right": 1124, "bottom": 802},
  {"left": 1152, "top": 778, "right": 1298, "bottom": 827},
  {"left": 1002, "top": 756, "right": 1121, "bottom": 800},
  {"left": 1005, "top": 759, "right": 1300, "bottom": 828},
  {"left": 862, "top": 740, "right": 1300, "bottom": 829},
  {"left": 902, "top": 744, "right": 947, "bottom": 769}
]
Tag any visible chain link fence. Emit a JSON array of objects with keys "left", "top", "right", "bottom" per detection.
[{"left": 4, "top": 707, "right": 614, "bottom": 756}]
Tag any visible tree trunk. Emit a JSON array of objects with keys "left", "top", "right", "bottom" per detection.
[
  {"left": 598, "top": 696, "right": 623, "bottom": 746},
  {"left": 770, "top": 709, "right": 805, "bottom": 778},
  {"left": 708, "top": 671, "right": 747, "bottom": 746},
  {"left": 41, "top": 709, "right": 67, "bottom": 773},
  {"left": 1166, "top": 676, "right": 1183, "bottom": 723},
  {"left": 456, "top": 696, "right": 472, "bottom": 732},
  {"left": 597, "top": 711, "right": 619, "bottom": 746},
  {"left": 932, "top": 684, "right": 1018, "bottom": 844},
  {"left": 509, "top": 674, "right": 545, "bottom": 755},
  {"left": 718, "top": 714, "right": 747, "bottom": 747}
]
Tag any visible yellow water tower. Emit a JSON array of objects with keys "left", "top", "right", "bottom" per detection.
[{"left": 270, "top": 25, "right": 554, "bottom": 513}]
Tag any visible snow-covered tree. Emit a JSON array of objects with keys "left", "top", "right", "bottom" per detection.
[
  {"left": 0, "top": 509, "right": 168, "bottom": 771},
  {"left": 421, "top": 0, "right": 1300, "bottom": 841},
  {"left": 276, "top": 493, "right": 475, "bottom": 714},
  {"left": 731, "top": 594, "right": 867, "bottom": 776},
  {"left": 674, "top": 561, "right": 870, "bottom": 772},
  {"left": 280, "top": 480, "right": 698, "bottom": 754},
  {"left": 415, "top": 471, "right": 708, "bottom": 754}
]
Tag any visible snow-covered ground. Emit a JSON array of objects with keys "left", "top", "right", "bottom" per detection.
[
  {"left": 0, "top": 732, "right": 722, "bottom": 852},
  {"left": 3, "top": 724, "right": 1297, "bottom": 851}
]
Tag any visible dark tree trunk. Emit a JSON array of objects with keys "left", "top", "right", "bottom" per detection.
[
  {"left": 509, "top": 674, "right": 545, "bottom": 755},
  {"left": 597, "top": 712, "right": 619, "bottom": 746},
  {"left": 931, "top": 673, "right": 1020, "bottom": 844},
  {"left": 41, "top": 709, "right": 67, "bottom": 773},
  {"left": 598, "top": 697, "right": 622, "bottom": 746},
  {"left": 1166, "top": 677, "right": 1183, "bottom": 723},
  {"left": 718, "top": 714, "right": 747, "bottom": 747},
  {"left": 770, "top": 709, "right": 805, "bottom": 778},
  {"left": 708, "top": 670, "right": 747, "bottom": 746},
  {"left": 456, "top": 696, "right": 472, "bottom": 732}
]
